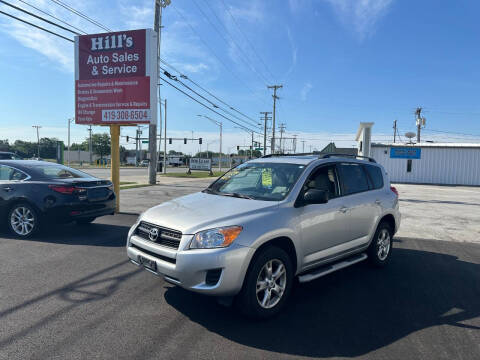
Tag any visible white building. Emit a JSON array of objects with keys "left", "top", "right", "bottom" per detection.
[{"left": 356, "top": 123, "right": 480, "bottom": 186}]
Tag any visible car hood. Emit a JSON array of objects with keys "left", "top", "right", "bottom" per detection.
[{"left": 141, "top": 191, "right": 278, "bottom": 234}]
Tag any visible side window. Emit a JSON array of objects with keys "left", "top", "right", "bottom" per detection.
[
  {"left": 337, "top": 163, "right": 369, "bottom": 195},
  {"left": 364, "top": 165, "right": 384, "bottom": 189},
  {"left": 304, "top": 165, "right": 339, "bottom": 200},
  {"left": 0, "top": 165, "right": 14, "bottom": 180},
  {"left": 12, "top": 170, "right": 28, "bottom": 181}
]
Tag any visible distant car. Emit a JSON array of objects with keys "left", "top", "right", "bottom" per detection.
[
  {"left": 0, "top": 152, "right": 22, "bottom": 160},
  {"left": 0, "top": 160, "right": 116, "bottom": 238},
  {"left": 139, "top": 160, "right": 149, "bottom": 167}
]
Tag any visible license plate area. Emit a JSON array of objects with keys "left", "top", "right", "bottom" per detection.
[{"left": 138, "top": 255, "right": 157, "bottom": 271}]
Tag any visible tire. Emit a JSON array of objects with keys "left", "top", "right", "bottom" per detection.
[
  {"left": 76, "top": 217, "right": 96, "bottom": 225},
  {"left": 7, "top": 202, "right": 40, "bottom": 238},
  {"left": 236, "top": 246, "right": 293, "bottom": 319},
  {"left": 368, "top": 221, "right": 393, "bottom": 267}
]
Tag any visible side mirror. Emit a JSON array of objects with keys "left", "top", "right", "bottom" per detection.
[{"left": 303, "top": 189, "right": 328, "bottom": 205}]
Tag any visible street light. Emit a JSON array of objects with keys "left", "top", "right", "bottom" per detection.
[{"left": 197, "top": 115, "right": 222, "bottom": 171}]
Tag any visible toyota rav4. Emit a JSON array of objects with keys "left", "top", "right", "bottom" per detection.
[{"left": 127, "top": 154, "right": 400, "bottom": 318}]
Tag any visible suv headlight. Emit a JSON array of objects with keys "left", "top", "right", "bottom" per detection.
[{"left": 190, "top": 226, "right": 243, "bottom": 249}]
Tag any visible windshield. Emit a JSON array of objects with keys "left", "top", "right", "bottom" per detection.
[
  {"left": 207, "top": 162, "right": 306, "bottom": 201},
  {"left": 28, "top": 164, "right": 94, "bottom": 179}
]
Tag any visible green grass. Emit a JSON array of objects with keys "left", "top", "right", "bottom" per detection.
[
  {"left": 159, "top": 171, "right": 224, "bottom": 178},
  {"left": 119, "top": 181, "right": 136, "bottom": 185}
]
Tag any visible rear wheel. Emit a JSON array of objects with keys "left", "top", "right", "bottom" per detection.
[
  {"left": 7, "top": 203, "right": 39, "bottom": 238},
  {"left": 76, "top": 217, "right": 96, "bottom": 225},
  {"left": 236, "top": 246, "right": 293, "bottom": 319},
  {"left": 368, "top": 222, "right": 393, "bottom": 267}
]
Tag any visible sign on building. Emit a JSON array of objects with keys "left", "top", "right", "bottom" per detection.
[
  {"left": 390, "top": 147, "right": 421, "bottom": 159},
  {"left": 74, "top": 29, "right": 157, "bottom": 125}
]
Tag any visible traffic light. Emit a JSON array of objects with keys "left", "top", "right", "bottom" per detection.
[
  {"left": 199, "top": 138, "right": 202, "bottom": 144},
  {"left": 184, "top": 138, "right": 187, "bottom": 144},
  {"left": 237, "top": 146, "right": 240, "bottom": 151},
  {"left": 169, "top": 138, "right": 172, "bottom": 144},
  {"left": 126, "top": 136, "right": 129, "bottom": 142}
]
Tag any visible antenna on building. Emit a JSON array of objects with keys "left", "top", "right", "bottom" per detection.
[{"left": 405, "top": 132, "right": 416, "bottom": 144}]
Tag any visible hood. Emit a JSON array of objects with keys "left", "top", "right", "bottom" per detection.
[{"left": 141, "top": 191, "right": 278, "bottom": 234}]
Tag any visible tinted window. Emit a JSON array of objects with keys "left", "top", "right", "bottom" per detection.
[
  {"left": 304, "top": 165, "right": 339, "bottom": 199},
  {"left": 338, "top": 163, "right": 369, "bottom": 195},
  {"left": 364, "top": 165, "right": 384, "bottom": 189},
  {"left": 0, "top": 166, "right": 27, "bottom": 181}
]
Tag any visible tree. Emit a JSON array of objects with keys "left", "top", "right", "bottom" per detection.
[
  {"left": 91, "top": 133, "right": 111, "bottom": 160},
  {"left": 0, "top": 139, "right": 11, "bottom": 152}
]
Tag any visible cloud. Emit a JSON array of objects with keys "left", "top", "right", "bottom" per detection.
[
  {"left": 300, "top": 82, "right": 313, "bottom": 101},
  {"left": 283, "top": 27, "right": 297, "bottom": 80},
  {"left": 325, "top": 0, "right": 394, "bottom": 39}
]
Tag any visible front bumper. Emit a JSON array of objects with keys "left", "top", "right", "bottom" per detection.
[{"left": 127, "top": 234, "right": 254, "bottom": 296}]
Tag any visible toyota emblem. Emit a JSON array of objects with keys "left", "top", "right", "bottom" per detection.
[{"left": 149, "top": 227, "right": 159, "bottom": 241}]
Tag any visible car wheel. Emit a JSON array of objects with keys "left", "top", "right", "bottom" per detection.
[
  {"left": 237, "top": 246, "right": 293, "bottom": 319},
  {"left": 368, "top": 221, "right": 393, "bottom": 267},
  {"left": 7, "top": 203, "right": 39, "bottom": 238},
  {"left": 76, "top": 217, "right": 96, "bottom": 225}
]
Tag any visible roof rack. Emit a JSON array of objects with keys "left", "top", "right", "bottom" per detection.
[
  {"left": 322, "top": 153, "right": 376, "bottom": 163},
  {"left": 261, "top": 153, "right": 317, "bottom": 158}
]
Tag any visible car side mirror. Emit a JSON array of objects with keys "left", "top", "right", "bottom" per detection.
[{"left": 303, "top": 189, "right": 328, "bottom": 205}]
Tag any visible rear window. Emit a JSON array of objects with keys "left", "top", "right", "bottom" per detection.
[
  {"left": 29, "top": 164, "right": 93, "bottom": 179},
  {"left": 337, "top": 163, "right": 369, "bottom": 195},
  {"left": 364, "top": 165, "right": 384, "bottom": 189}
]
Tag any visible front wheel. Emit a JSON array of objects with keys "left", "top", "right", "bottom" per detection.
[
  {"left": 236, "top": 246, "right": 293, "bottom": 319},
  {"left": 368, "top": 222, "right": 393, "bottom": 267},
  {"left": 7, "top": 203, "right": 39, "bottom": 238}
]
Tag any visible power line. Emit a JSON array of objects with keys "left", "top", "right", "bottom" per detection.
[
  {"left": 170, "top": 2, "right": 266, "bottom": 105},
  {"left": 161, "top": 66, "right": 261, "bottom": 129},
  {"left": 0, "top": 9, "right": 73, "bottom": 42},
  {"left": 193, "top": 0, "right": 269, "bottom": 86},
  {"left": 219, "top": 0, "right": 275, "bottom": 81},
  {"left": 17, "top": 0, "right": 87, "bottom": 34},
  {"left": 49, "top": 0, "right": 112, "bottom": 32},
  {"left": 160, "top": 76, "right": 262, "bottom": 135},
  {"left": 0, "top": 0, "right": 80, "bottom": 35},
  {"left": 160, "top": 58, "right": 259, "bottom": 124}
]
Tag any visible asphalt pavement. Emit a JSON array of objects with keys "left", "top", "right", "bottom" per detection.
[{"left": 1, "top": 214, "right": 479, "bottom": 360}]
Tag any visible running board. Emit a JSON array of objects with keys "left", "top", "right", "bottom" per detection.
[{"left": 298, "top": 253, "right": 368, "bottom": 283}]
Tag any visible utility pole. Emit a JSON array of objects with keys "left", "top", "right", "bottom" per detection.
[
  {"left": 267, "top": 85, "right": 282, "bottom": 154},
  {"left": 292, "top": 134, "right": 297, "bottom": 154},
  {"left": 302, "top": 140, "right": 306, "bottom": 153},
  {"left": 393, "top": 120, "right": 397, "bottom": 143},
  {"left": 197, "top": 114, "right": 222, "bottom": 171},
  {"left": 415, "top": 107, "right": 426, "bottom": 143},
  {"left": 150, "top": 0, "right": 170, "bottom": 184},
  {"left": 67, "top": 118, "right": 73, "bottom": 165},
  {"left": 163, "top": 98, "right": 167, "bottom": 174},
  {"left": 260, "top": 111, "right": 271, "bottom": 156},
  {"left": 278, "top": 123, "right": 286, "bottom": 154},
  {"left": 87, "top": 125, "right": 92, "bottom": 164},
  {"left": 32, "top": 125, "right": 41, "bottom": 158}
]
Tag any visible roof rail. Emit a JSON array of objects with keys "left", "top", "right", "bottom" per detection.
[
  {"left": 322, "top": 153, "right": 376, "bottom": 163},
  {"left": 261, "top": 153, "right": 317, "bottom": 158}
]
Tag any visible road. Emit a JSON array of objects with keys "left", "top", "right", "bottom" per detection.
[{"left": 0, "top": 214, "right": 479, "bottom": 359}]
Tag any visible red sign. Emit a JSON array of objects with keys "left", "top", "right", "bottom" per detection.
[{"left": 74, "top": 29, "right": 156, "bottom": 125}]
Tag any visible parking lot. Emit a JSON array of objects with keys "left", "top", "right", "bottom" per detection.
[{"left": 1, "top": 181, "right": 479, "bottom": 359}]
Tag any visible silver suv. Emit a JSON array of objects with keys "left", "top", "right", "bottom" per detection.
[{"left": 127, "top": 154, "right": 400, "bottom": 318}]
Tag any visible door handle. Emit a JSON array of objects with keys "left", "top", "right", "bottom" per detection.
[
  {"left": 339, "top": 206, "right": 348, "bottom": 213},
  {"left": 3, "top": 187, "right": 13, "bottom": 192},
  {"left": 375, "top": 199, "right": 382, "bottom": 205}
]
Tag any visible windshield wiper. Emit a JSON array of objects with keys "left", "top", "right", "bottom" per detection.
[
  {"left": 220, "top": 192, "right": 254, "bottom": 200},
  {"left": 202, "top": 188, "right": 218, "bottom": 195}
]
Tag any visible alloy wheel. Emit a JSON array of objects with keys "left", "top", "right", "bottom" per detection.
[
  {"left": 256, "top": 259, "right": 287, "bottom": 309},
  {"left": 377, "top": 228, "right": 391, "bottom": 261},
  {"left": 10, "top": 206, "right": 35, "bottom": 236}
]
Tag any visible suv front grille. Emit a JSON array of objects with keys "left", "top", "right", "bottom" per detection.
[{"left": 135, "top": 221, "right": 182, "bottom": 249}]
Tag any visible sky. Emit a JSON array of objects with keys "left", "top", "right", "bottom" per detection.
[{"left": 1, "top": 0, "right": 480, "bottom": 154}]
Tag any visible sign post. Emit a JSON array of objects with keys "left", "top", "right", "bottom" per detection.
[{"left": 74, "top": 29, "right": 158, "bottom": 212}]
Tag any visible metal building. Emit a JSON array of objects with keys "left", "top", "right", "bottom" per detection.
[{"left": 370, "top": 143, "right": 480, "bottom": 186}]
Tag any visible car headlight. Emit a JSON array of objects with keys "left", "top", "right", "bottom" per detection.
[{"left": 190, "top": 226, "right": 243, "bottom": 249}]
